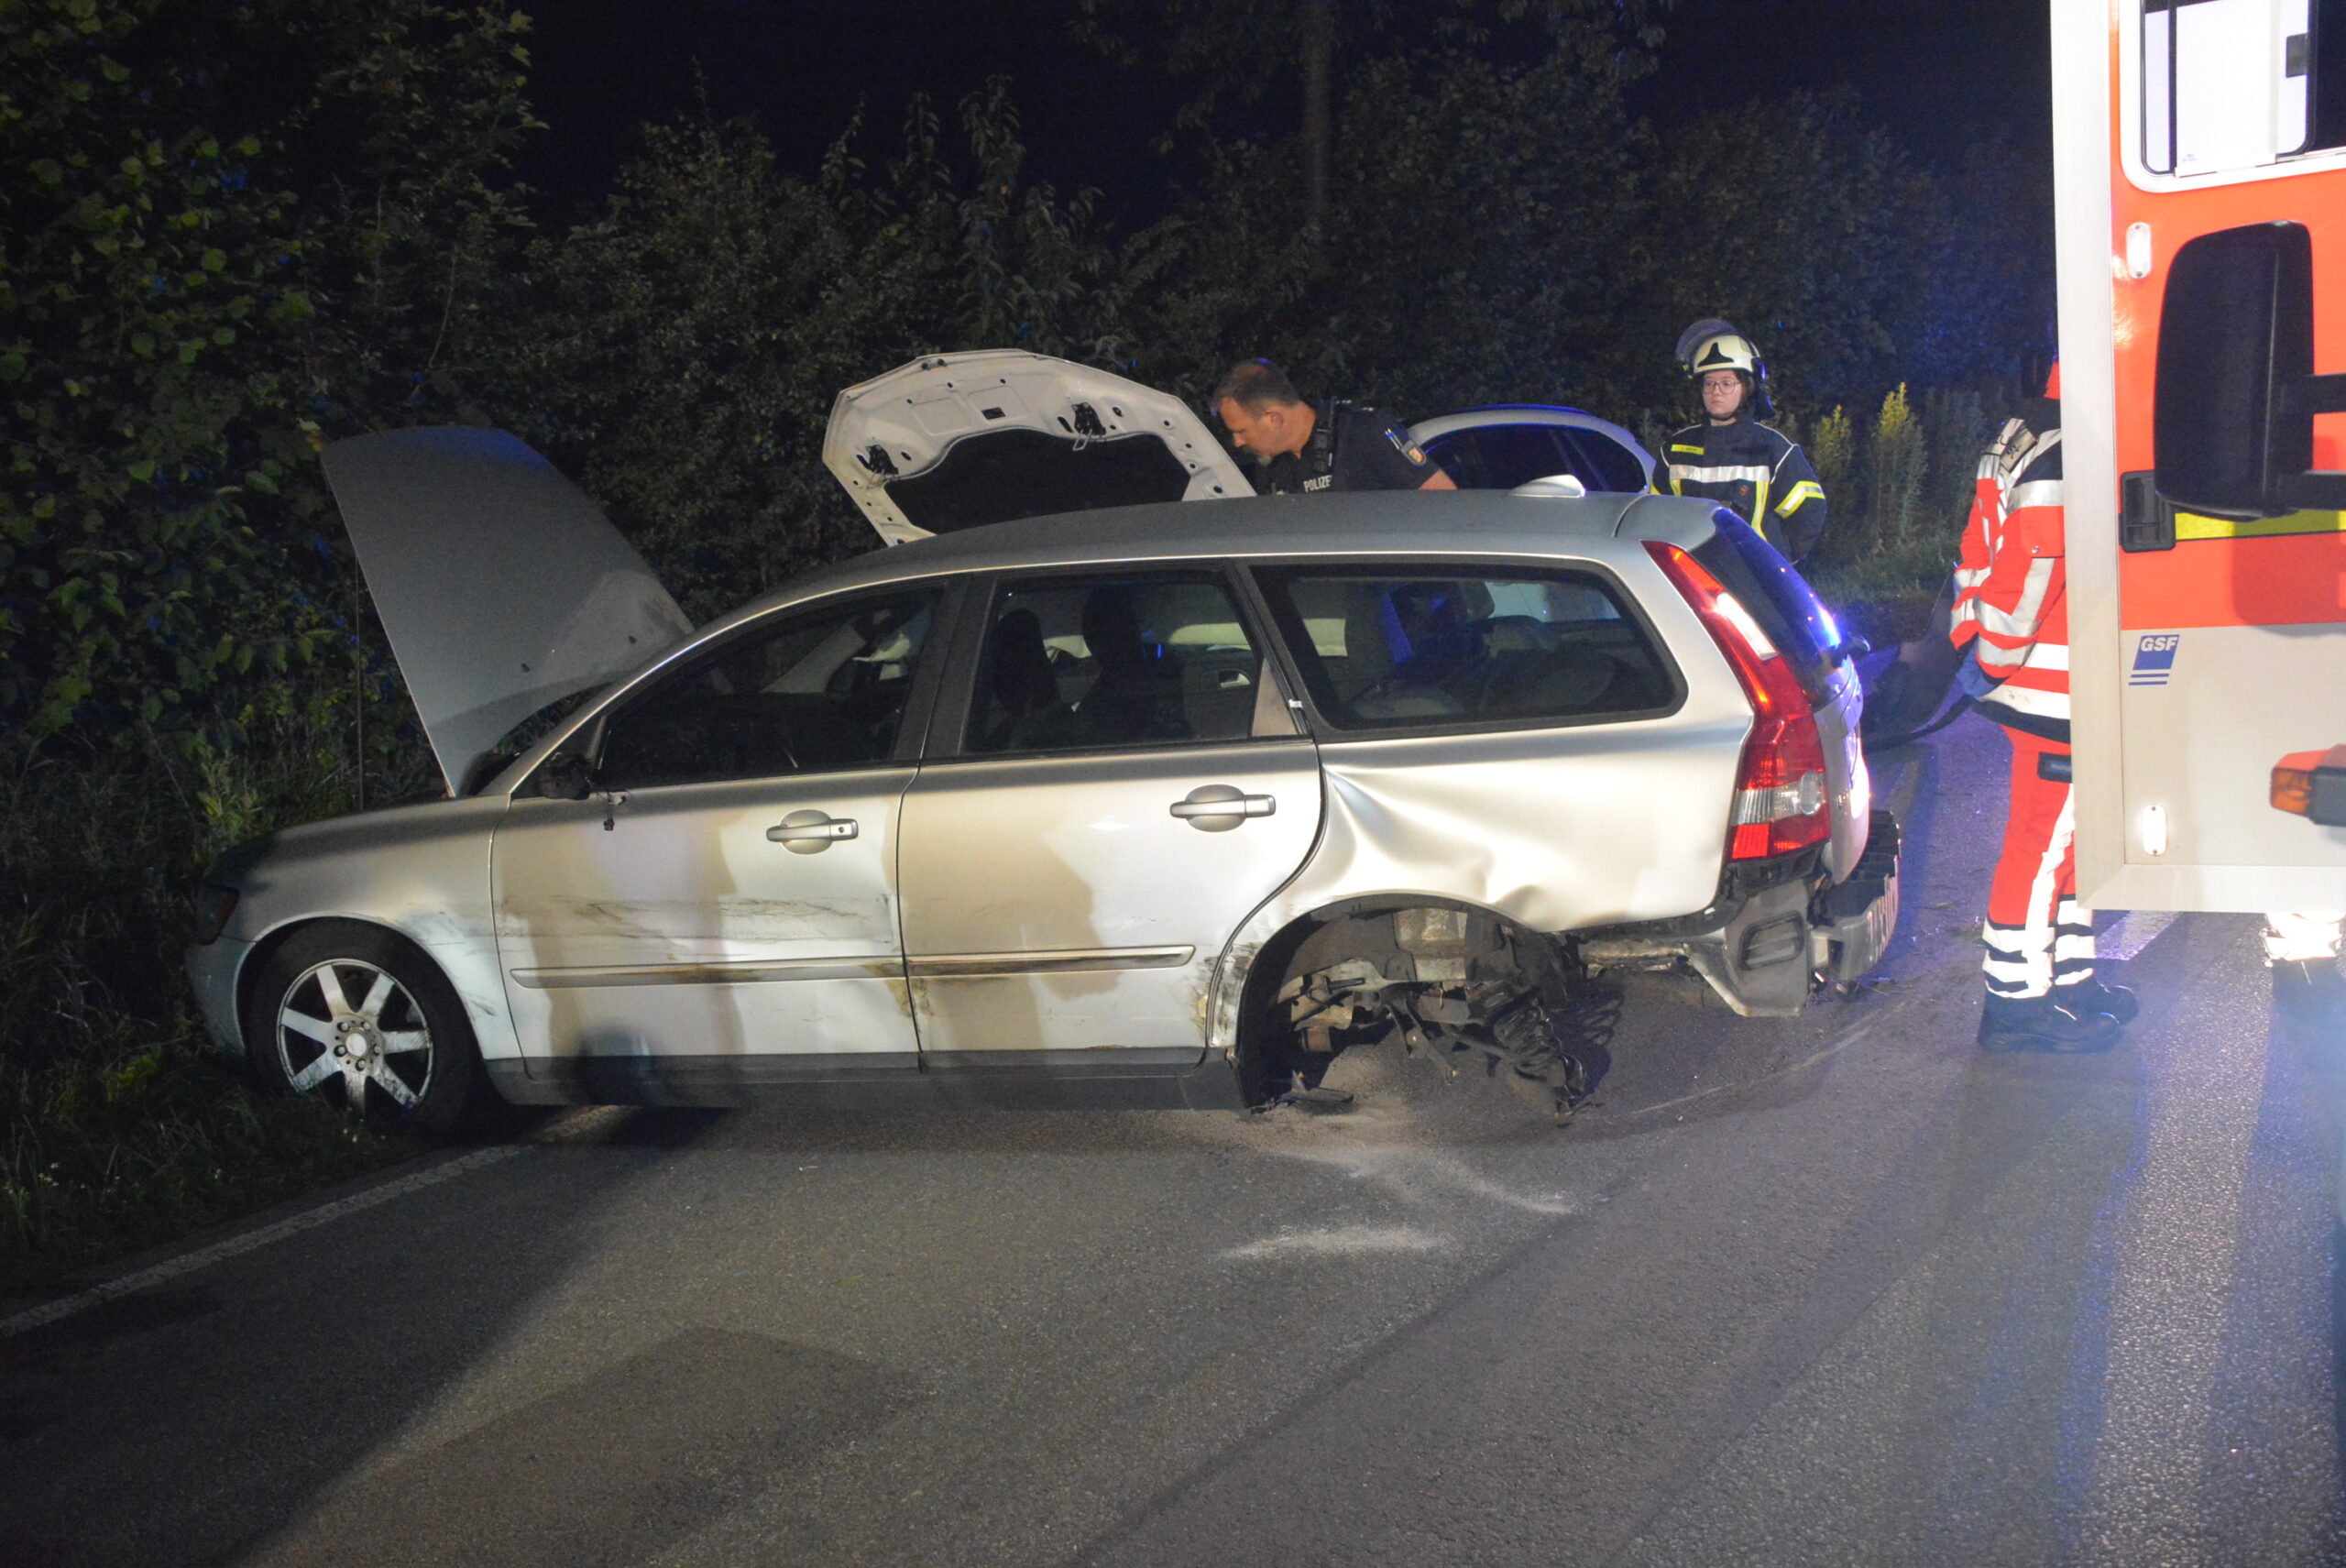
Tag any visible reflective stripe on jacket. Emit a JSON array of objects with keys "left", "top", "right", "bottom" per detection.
[
  {"left": 1952, "top": 413, "right": 2069, "bottom": 742},
  {"left": 1663, "top": 418, "right": 1829, "bottom": 561}
]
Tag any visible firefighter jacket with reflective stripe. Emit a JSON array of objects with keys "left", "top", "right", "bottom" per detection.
[
  {"left": 1951, "top": 412, "right": 2068, "bottom": 743},
  {"left": 1663, "top": 417, "right": 1829, "bottom": 561}
]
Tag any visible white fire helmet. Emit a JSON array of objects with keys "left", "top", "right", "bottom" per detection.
[{"left": 1675, "top": 319, "right": 1773, "bottom": 418}]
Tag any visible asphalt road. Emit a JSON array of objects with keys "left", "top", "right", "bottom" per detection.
[{"left": 5, "top": 718, "right": 2344, "bottom": 1568}]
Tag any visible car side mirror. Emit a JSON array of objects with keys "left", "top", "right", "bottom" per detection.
[
  {"left": 2155, "top": 221, "right": 2346, "bottom": 519},
  {"left": 535, "top": 751, "right": 596, "bottom": 801}
]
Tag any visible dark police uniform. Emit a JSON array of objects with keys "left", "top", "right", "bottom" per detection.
[
  {"left": 1256, "top": 400, "right": 1443, "bottom": 494},
  {"left": 1663, "top": 416, "right": 1829, "bottom": 561}
]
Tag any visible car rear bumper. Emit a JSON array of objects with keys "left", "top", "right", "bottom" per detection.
[
  {"left": 1573, "top": 810, "right": 1902, "bottom": 1017},
  {"left": 1810, "top": 811, "right": 1902, "bottom": 983}
]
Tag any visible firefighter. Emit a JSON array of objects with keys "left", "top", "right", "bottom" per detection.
[
  {"left": 1952, "top": 361, "right": 2136, "bottom": 1050},
  {"left": 1663, "top": 321, "right": 1829, "bottom": 561},
  {"left": 1213, "top": 359, "right": 1456, "bottom": 494}
]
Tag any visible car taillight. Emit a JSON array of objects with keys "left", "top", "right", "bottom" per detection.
[{"left": 1645, "top": 542, "right": 1832, "bottom": 860}]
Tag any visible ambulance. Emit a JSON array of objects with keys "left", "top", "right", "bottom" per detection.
[{"left": 2058, "top": 0, "right": 2346, "bottom": 914}]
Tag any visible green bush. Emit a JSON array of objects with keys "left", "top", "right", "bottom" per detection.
[
  {"left": 0, "top": 678, "right": 433, "bottom": 1290},
  {"left": 1864, "top": 386, "right": 1926, "bottom": 545},
  {"left": 1800, "top": 383, "right": 2017, "bottom": 646}
]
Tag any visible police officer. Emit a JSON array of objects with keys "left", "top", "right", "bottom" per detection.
[
  {"left": 1213, "top": 358, "right": 1456, "bottom": 494},
  {"left": 1952, "top": 361, "right": 2136, "bottom": 1051},
  {"left": 1663, "top": 321, "right": 1828, "bottom": 561}
]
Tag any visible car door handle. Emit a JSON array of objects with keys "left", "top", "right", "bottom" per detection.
[
  {"left": 766, "top": 811, "right": 859, "bottom": 854},
  {"left": 1168, "top": 786, "right": 1275, "bottom": 830}
]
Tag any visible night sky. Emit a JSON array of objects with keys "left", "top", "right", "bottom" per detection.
[{"left": 514, "top": 0, "right": 2055, "bottom": 225}]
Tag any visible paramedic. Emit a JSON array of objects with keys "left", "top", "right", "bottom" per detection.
[{"left": 1952, "top": 361, "right": 2137, "bottom": 1051}]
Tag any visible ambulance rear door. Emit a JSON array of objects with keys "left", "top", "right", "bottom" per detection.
[{"left": 2057, "top": 0, "right": 2346, "bottom": 912}]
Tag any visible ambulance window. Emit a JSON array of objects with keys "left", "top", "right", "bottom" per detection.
[
  {"left": 2141, "top": 0, "right": 2346, "bottom": 174},
  {"left": 2321, "top": 0, "right": 2346, "bottom": 147}
]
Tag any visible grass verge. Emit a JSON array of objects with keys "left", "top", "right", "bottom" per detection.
[
  {"left": 0, "top": 1019, "right": 421, "bottom": 1297},
  {"left": 3, "top": 685, "right": 438, "bottom": 1298}
]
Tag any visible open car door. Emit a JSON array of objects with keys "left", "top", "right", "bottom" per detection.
[{"left": 823, "top": 351, "right": 1253, "bottom": 544}]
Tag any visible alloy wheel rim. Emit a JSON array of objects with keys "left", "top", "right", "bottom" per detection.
[{"left": 274, "top": 959, "right": 434, "bottom": 1116}]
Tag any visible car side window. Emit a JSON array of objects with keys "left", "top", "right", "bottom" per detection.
[
  {"left": 1255, "top": 565, "right": 1677, "bottom": 731},
  {"left": 1424, "top": 426, "right": 1580, "bottom": 491},
  {"left": 1562, "top": 429, "right": 1649, "bottom": 492},
  {"left": 965, "top": 572, "right": 1271, "bottom": 754},
  {"left": 596, "top": 593, "right": 937, "bottom": 790},
  {"left": 1421, "top": 432, "right": 1485, "bottom": 488}
]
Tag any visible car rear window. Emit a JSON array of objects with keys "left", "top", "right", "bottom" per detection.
[
  {"left": 1690, "top": 510, "right": 1844, "bottom": 705},
  {"left": 1254, "top": 565, "right": 1679, "bottom": 732}
]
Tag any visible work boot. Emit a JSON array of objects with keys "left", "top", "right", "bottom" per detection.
[
  {"left": 1978, "top": 992, "right": 2121, "bottom": 1053},
  {"left": 2272, "top": 958, "right": 2346, "bottom": 1025},
  {"left": 2056, "top": 976, "right": 2139, "bottom": 1024}
]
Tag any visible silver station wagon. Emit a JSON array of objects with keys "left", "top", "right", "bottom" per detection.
[{"left": 186, "top": 362, "right": 1898, "bottom": 1133}]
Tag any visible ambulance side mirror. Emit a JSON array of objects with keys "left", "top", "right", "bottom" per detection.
[{"left": 2154, "top": 221, "right": 2346, "bottom": 519}]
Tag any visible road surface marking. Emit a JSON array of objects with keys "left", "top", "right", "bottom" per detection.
[
  {"left": 0, "top": 1146, "right": 523, "bottom": 1341},
  {"left": 0, "top": 1107, "right": 627, "bottom": 1342}
]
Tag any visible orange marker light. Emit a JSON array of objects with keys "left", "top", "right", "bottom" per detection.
[{"left": 2272, "top": 746, "right": 2346, "bottom": 817}]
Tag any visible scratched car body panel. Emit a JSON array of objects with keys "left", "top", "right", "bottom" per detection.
[{"left": 186, "top": 432, "right": 1899, "bottom": 1122}]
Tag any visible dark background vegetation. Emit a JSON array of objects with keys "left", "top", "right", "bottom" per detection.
[{"left": 0, "top": 0, "right": 2054, "bottom": 1288}]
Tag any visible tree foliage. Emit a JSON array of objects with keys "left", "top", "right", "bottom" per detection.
[
  {"left": 496, "top": 84, "right": 1135, "bottom": 618},
  {"left": 0, "top": 0, "right": 535, "bottom": 758},
  {"left": 2, "top": 0, "right": 2052, "bottom": 757},
  {"left": 0, "top": 0, "right": 312, "bottom": 744}
]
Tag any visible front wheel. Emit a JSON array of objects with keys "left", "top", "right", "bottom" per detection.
[{"left": 243, "top": 921, "right": 486, "bottom": 1138}]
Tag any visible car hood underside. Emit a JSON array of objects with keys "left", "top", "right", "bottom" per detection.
[
  {"left": 823, "top": 350, "right": 1255, "bottom": 544},
  {"left": 323, "top": 427, "right": 692, "bottom": 795}
]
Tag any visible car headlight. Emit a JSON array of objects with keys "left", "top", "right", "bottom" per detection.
[{"left": 192, "top": 883, "right": 240, "bottom": 946}]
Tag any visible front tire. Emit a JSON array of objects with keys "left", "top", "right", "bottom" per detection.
[{"left": 243, "top": 921, "right": 486, "bottom": 1138}]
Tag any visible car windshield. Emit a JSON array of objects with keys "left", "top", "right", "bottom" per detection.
[{"left": 464, "top": 683, "right": 610, "bottom": 795}]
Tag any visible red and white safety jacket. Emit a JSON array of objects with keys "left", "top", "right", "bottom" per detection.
[{"left": 1951, "top": 409, "right": 2069, "bottom": 744}]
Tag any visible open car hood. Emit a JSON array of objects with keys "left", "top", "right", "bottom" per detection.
[
  {"left": 323, "top": 428, "right": 692, "bottom": 795},
  {"left": 823, "top": 351, "right": 1253, "bottom": 544}
]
